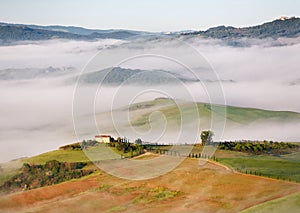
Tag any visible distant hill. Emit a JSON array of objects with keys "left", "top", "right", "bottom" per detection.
[
  {"left": 182, "top": 17, "right": 300, "bottom": 39},
  {"left": 0, "top": 23, "right": 150, "bottom": 43},
  {"left": 1, "top": 17, "right": 300, "bottom": 43},
  {"left": 0, "top": 67, "right": 76, "bottom": 81},
  {"left": 116, "top": 98, "right": 300, "bottom": 131},
  {"left": 75, "top": 67, "right": 199, "bottom": 85},
  {"left": 93, "top": 98, "right": 300, "bottom": 142},
  {"left": 0, "top": 23, "right": 149, "bottom": 36}
]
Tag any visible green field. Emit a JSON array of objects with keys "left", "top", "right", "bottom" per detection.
[
  {"left": 20, "top": 144, "right": 141, "bottom": 165},
  {"left": 126, "top": 98, "right": 300, "bottom": 127},
  {"left": 241, "top": 192, "right": 300, "bottom": 213},
  {"left": 216, "top": 151, "right": 300, "bottom": 182},
  {"left": 22, "top": 149, "right": 90, "bottom": 164},
  {"left": 0, "top": 149, "right": 90, "bottom": 186}
]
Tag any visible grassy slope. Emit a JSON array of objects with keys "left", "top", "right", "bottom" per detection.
[
  {"left": 0, "top": 147, "right": 300, "bottom": 212},
  {"left": 215, "top": 151, "right": 300, "bottom": 182},
  {"left": 128, "top": 99, "right": 300, "bottom": 127},
  {"left": 22, "top": 149, "right": 90, "bottom": 164},
  {"left": 241, "top": 191, "right": 300, "bottom": 213},
  {"left": 0, "top": 149, "right": 90, "bottom": 186},
  {"left": 1, "top": 158, "right": 300, "bottom": 213},
  {"left": 0, "top": 144, "right": 142, "bottom": 185}
]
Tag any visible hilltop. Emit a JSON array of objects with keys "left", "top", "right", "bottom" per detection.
[
  {"left": 181, "top": 17, "right": 300, "bottom": 39},
  {"left": 106, "top": 98, "right": 300, "bottom": 139}
]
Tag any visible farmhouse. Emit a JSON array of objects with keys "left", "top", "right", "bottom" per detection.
[{"left": 94, "top": 135, "right": 113, "bottom": 143}]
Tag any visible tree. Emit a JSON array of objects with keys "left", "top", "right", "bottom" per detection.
[
  {"left": 136, "top": 144, "right": 143, "bottom": 154},
  {"left": 201, "top": 130, "right": 214, "bottom": 145},
  {"left": 135, "top": 138, "right": 143, "bottom": 145}
]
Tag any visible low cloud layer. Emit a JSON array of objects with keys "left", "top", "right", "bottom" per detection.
[
  {"left": 0, "top": 39, "right": 124, "bottom": 70},
  {"left": 0, "top": 37, "right": 300, "bottom": 162}
]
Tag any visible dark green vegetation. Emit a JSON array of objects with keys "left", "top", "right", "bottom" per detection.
[
  {"left": 219, "top": 141, "right": 299, "bottom": 155},
  {"left": 0, "top": 160, "right": 94, "bottom": 193},
  {"left": 108, "top": 138, "right": 144, "bottom": 158},
  {"left": 0, "top": 143, "right": 91, "bottom": 191},
  {"left": 201, "top": 130, "right": 214, "bottom": 145},
  {"left": 183, "top": 17, "right": 300, "bottom": 39}
]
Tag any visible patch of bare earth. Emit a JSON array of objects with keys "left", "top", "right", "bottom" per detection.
[{"left": 0, "top": 158, "right": 299, "bottom": 213}]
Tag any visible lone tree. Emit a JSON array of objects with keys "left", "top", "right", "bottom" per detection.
[
  {"left": 201, "top": 130, "right": 214, "bottom": 145},
  {"left": 135, "top": 138, "right": 143, "bottom": 145}
]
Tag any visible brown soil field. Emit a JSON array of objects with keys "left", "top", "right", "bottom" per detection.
[{"left": 0, "top": 157, "right": 299, "bottom": 213}]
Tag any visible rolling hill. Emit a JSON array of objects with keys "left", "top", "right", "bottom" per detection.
[
  {"left": 76, "top": 67, "right": 199, "bottom": 85},
  {"left": 1, "top": 17, "right": 300, "bottom": 43},
  {"left": 0, "top": 23, "right": 149, "bottom": 43},
  {"left": 1, "top": 153, "right": 300, "bottom": 213},
  {"left": 0, "top": 22, "right": 151, "bottom": 36},
  {"left": 92, "top": 98, "right": 300, "bottom": 143},
  {"left": 120, "top": 98, "right": 300, "bottom": 127},
  {"left": 181, "top": 17, "right": 300, "bottom": 39}
]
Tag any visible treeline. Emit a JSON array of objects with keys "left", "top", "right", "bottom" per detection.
[
  {"left": 59, "top": 140, "right": 99, "bottom": 150},
  {"left": 59, "top": 142, "right": 82, "bottom": 150},
  {"left": 218, "top": 141, "right": 299, "bottom": 154},
  {"left": 188, "top": 153, "right": 213, "bottom": 159},
  {"left": 108, "top": 140, "right": 144, "bottom": 157},
  {"left": 59, "top": 138, "right": 146, "bottom": 158},
  {"left": 183, "top": 17, "right": 300, "bottom": 39},
  {"left": 0, "top": 160, "right": 94, "bottom": 193}
]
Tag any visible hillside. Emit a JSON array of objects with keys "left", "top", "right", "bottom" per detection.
[
  {"left": 123, "top": 98, "right": 300, "bottom": 128},
  {"left": 0, "top": 141, "right": 299, "bottom": 212},
  {"left": 0, "top": 156, "right": 299, "bottom": 213},
  {"left": 1, "top": 17, "right": 300, "bottom": 43},
  {"left": 92, "top": 98, "right": 300, "bottom": 143},
  {"left": 0, "top": 23, "right": 144, "bottom": 43},
  {"left": 76, "top": 67, "right": 199, "bottom": 85},
  {"left": 182, "top": 17, "right": 300, "bottom": 39},
  {"left": 0, "top": 22, "right": 150, "bottom": 36}
]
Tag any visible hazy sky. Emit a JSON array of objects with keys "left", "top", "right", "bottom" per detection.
[{"left": 0, "top": 0, "right": 300, "bottom": 31}]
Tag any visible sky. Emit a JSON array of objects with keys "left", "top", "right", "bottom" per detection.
[{"left": 0, "top": 0, "right": 300, "bottom": 32}]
